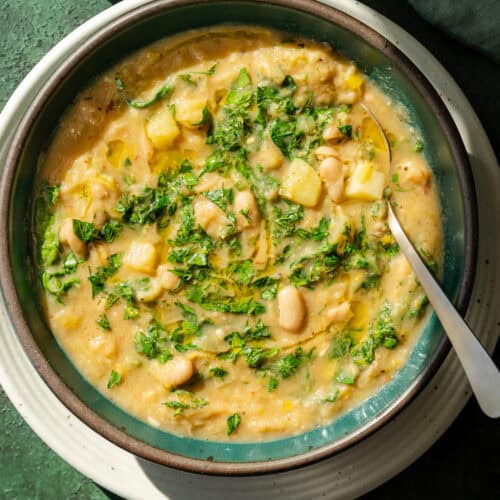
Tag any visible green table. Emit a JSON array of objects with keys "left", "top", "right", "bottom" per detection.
[{"left": 1, "top": 1, "right": 499, "bottom": 498}]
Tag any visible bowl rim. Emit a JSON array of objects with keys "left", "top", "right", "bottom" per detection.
[{"left": 0, "top": 0, "right": 478, "bottom": 476}]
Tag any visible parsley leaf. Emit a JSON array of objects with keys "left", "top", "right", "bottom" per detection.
[
  {"left": 329, "top": 334, "right": 353, "bottom": 359},
  {"left": 107, "top": 370, "right": 121, "bottom": 389},
  {"left": 191, "top": 106, "right": 212, "bottom": 127},
  {"left": 231, "top": 260, "right": 256, "bottom": 285},
  {"left": 101, "top": 219, "right": 122, "bottom": 243},
  {"left": 88, "top": 253, "right": 122, "bottom": 297},
  {"left": 268, "top": 377, "right": 279, "bottom": 392},
  {"left": 269, "top": 119, "right": 302, "bottom": 159},
  {"left": 273, "top": 201, "right": 304, "bottom": 242},
  {"left": 210, "top": 367, "right": 228, "bottom": 379},
  {"left": 72, "top": 219, "right": 99, "bottom": 243},
  {"left": 338, "top": 124, "right": 352, "bottom": 138},
  {"left": 97, "top": 314, "right": 111, "bottom": 331},
  {"left": 204, "top": 187, "right": 234, "bottom": 211},
  {"left": 350, "top": 303, "right": 399, "bottom": 366},
  {"left": 41, "top": 270, "right": 79, "bottom": 304},
  {"left": 226, "top": 413, "right": 241, "bottom": 435},
  {"left": 73, "top": 219, "right": 122, "bottom": 244},
  {"left": 163, "top": 394, "right": 208, "bottom": 416},
  {"left": 114, "top": 74, "right": 172, "bottom": 108},
  {"left": 272, "top": 347, "right": 312, "bottom": 379}
]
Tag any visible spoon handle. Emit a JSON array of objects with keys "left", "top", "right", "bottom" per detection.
[{"left": 387, "top": 204, "right": 500, "bottom": 418}]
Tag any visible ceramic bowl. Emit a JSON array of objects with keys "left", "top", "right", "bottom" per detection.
[{"left": 0, "top": 0, "right": 477, "bottom": 475}]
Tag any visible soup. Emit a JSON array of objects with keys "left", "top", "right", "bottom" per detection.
[{"left": 35, "top": 26, "right": 441, "bottom": 441}]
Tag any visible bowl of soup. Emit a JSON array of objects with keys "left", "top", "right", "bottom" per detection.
[{"left": 0, "top": 0, "right": 477, "bottom": 475}]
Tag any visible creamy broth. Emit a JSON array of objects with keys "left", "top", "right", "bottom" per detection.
[{"left": 35, "top": 27, "right": 442, "bottom": 440}]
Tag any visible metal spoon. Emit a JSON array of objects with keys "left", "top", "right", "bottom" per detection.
[{"left": 360, "top": 103, "right": 500, "bottom": 418}]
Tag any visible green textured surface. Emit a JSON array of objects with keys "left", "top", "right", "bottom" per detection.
[{"left": 0, "top": 4, "right": 110, "bottom": 499}]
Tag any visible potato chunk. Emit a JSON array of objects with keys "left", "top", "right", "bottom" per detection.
[
  {"left": 146, "top": 108, "right": 179, "bottom": 149},
  {"left": 124, "top": 241, "right": 158, "bottom": 273},
  {"left": 280, "top": 159, "right": 322, "bottom": 207},
  {"left": 345, "top": 161, "right": 385, "bottom": 201},
  {"left": 250, "top": 138, "right": 283, "bottom": 170},
  {"left": 174, "top": 97, "right": 208, "bottom": 129}
]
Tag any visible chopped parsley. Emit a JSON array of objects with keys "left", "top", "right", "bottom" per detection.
[
  {"left": 329, "top": 333, "right": 353, "bottom": 359},
  {"left": 210, "top": 367, "right": 228, "bottom": 379},
  {"left": 73, "top": 219, "right": 123, "bottom": 244},
  {"left": 418, "top": 247, "right": 438, "bottom": 274},
  {"left": 350, "top": 303, "right": 399, "bottom": 366},
  {"left": 230, "top": 260, "right": 256, "bottom": 285},
  {"left": 321, "top": 389, "right": 340, "bottom": 404},
  {"left": 114, "top": 74, "right": 172, "bottom": 108},
  {"left": 192, "top": 106, "right": 212, "bottom": 126},
  {"left": 88, "top": 253, "right": 122, "bottom": 298},
  {"left": 35, "top": 184, "right": 61, "bottom": 266},
  {"left": 107, "top": 370, "right": 122, "bottom": 389},
  {"left": 96, "top": 315, "right": 111, "bottom": 331},
  {"left": 226, "top": 413, "right": 241, "bottom": 435},
  {"left": 164, "top": 393, "right": 208, "bottom": 416},
  {"left": 41, "top": 270, "right": 79, "bottom": 304},
  {"left": 272, "top": 347, "right": 313, "bottom": 379},
  {"left": 414, "top": 138, "right": 424, "bottom": 152},
  {"left": 204, "top": 187, "right": 234, "bottom": 211},
  {"left": 338, "top": 124, "right": 352, "bottom": 138}
]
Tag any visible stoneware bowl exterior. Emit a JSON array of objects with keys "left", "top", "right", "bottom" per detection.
[{"left": 0, "top": 0, "right": 477, "bottom": 475}]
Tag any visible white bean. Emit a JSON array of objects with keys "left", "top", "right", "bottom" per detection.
[
  {"left": 322, "top": 124, "right": 344, "bottom": 142},
  {"left": 193, "top": 196, "right": 227, "bottom": 239},
  {"left": 399, "top": 160, "right": 430, "bottom": 187},
  {"left": 157, "top": 264, "right": 181, "bottom": 290},
  {"left": 278, "top": 286, "right": 306, "bottom": 332},
  {"left": 253, "top": 223, "right": 269, "bottom": 270},
  {"left": 325, "top": 302, "right": 353, "bottom": 324},
  {"left": 314, "top": 145, "right": 338, "bottom": 161},
  {"left": 136, "top": 277, "right": 163, "bottom": 302},
  {"left": 319, "top": 157, "right": 344, "bottom": 203},
  {"left": 168, "top": 357, "right": 194, "bottom": 387},
  {"left": 234, "top": 190, "right": 259, "bottom": 230},
  {"left": 336, "top": 89, "right": 358, "bottom": 105}
]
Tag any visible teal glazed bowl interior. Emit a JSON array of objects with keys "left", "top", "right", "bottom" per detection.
[{"left": 0, "top": 0, "right": 477, "bottom": 475}]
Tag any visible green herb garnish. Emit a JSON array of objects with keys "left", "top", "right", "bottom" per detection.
[
  {"left": 226, "top": 413, "right": 241, "bottom": 435},
  {"left": 114, "top": 74, "right": 172, "bottom": 108},
  {"left": 107, "top": 370, "right": 122, "bottom": 389}
]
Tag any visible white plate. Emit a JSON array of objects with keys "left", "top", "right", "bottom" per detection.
[{"left": 0, "top": 1, "right": 499, "bottom": 498}]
